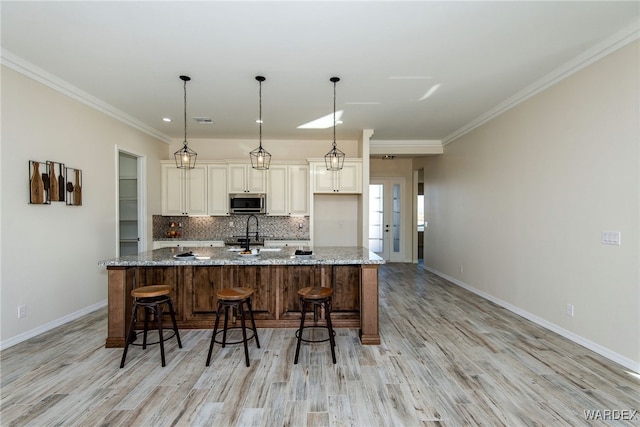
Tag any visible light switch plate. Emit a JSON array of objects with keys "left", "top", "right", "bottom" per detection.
[{"left": 602, "top": 231, "right": 621, "bottom": 246}]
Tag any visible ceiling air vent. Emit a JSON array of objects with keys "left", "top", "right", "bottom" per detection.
[{"left": 193, "top": 117, "right": 213, "bottom": 124}]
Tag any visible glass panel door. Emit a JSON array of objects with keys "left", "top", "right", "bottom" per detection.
[
  {"left": 369, "top": 179, "right": 404, "bottom": 261},
  {"left": 368, "top": 183, "right": 384, "bottom": 257}
]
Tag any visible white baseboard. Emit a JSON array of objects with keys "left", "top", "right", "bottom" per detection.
[
  {"left": 424, "top": 266, "right": 640, "bottom": 374},
  {"left": 0, "top": 300, "right": 107, "bottom": 351}
]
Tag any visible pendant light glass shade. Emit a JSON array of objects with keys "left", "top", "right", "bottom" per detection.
[
  {"left": 325, "top": 76, "right": 345, "bottom": 171},
  {"left": 174, "top": 75, "right": 197, "bottom": 169},
  {"left": 250, "top": 76, "right": 271, "bottom": 170}
]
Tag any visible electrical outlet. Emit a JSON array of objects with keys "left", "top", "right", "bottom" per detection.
[
  {"left": 459, "top": 266, "right": 464, "bottom": 275},
  {"left": 18, "top": 305, "right": 26, "bottom": 319},
  {"left": 566, "top": 303, "right": 574, "bottom": 318}
]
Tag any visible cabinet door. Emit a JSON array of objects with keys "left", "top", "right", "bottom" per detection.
[
  {"left": 153, "top": 240, "right": 189, "bottom": 249},
  {"left": 337, "top": 161, "right": 362, "bottom": 193},
  {"left": 162, "top": 165, "right": 185, "bottom": 215},
  {"left": 247, "top": 166, "right": 266, "bottom": 193},
  {"left": 288, "top": 164, "right": 309, "bottom": 215},
  {"left": 228, "top": 164, "right": 266, "bottom": 193},
  {"left": 312, "top": 163, "right": 336, "bottom": 193},
  {"left": 228, "top": 164, "right": 248, "bottom": 193},
  {"left": 267, "top": 165, "right": 288, "bottom": 215},
  {"left": 207, "top": 165, "right": 228, "bottom": 215},
  {"left": 185, "top": 166, "right": 207, "bottom": 215}
]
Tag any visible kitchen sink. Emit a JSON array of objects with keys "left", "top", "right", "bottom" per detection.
[{"left": 227, "top": 247, "right": 282, "bottom": 252}]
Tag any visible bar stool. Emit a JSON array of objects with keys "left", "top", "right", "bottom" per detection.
[
  {"left": 206, "top": 287, "right": 260, "bottom": 367},
  {"left": 294, "top": 286, "right": 336, "bottom": 364},
  {"left": 120, "top": 285, "right": 182, "bottom": 368}
]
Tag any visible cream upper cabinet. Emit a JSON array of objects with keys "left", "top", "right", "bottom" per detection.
[
  {"left": 267, "top": 165, "right": 287, "bottom": 215},
  {"left": 161, "top": 162, "right": 207, "bottom": 216},
  {"left": 288, "top": 164, "right": 309, "bottom": 214},
  {"left": 267, "top": 164, "right": 309, "bottom": 216},
  {"left": 207, "top": 163, "right": 229, "bottom": 216},
  {"left": 228, "top": 163, "right": 266, "bottom": 193},
  {"left": 311, "top": 159, "right": 362, "bottom": 194}
]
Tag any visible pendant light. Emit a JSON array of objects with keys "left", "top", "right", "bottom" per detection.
[
  {"left": 324, "top": 76, "right": 345, "bottom": 171},
  {"left": 174, "top": 75, "right": 197, "bottom": 169},
  {"left": 250, "top": 75, "right": 271, "bottom": 170}
]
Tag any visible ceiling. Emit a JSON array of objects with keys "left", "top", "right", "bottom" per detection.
[{"left": 2, "top": 1, "right": 639, "bottom": 146}]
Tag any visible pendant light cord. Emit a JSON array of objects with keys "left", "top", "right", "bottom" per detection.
[
  {"left": 183, "top": 78, "right": 188, "bottom": 145},
  {"left": 333, "top": 79, "right": 337, "bottom": 150},
  {"left": 259, "top": 78, "right": 263, "bottom": 149}
]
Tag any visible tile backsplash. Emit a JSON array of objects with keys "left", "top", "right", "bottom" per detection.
[{"left": 153, "top": 215, "right": 310, "bottom": 240}]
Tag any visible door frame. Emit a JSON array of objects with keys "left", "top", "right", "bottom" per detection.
[{"left": 115, "top": 146, "right": 147, "bottom": 255}]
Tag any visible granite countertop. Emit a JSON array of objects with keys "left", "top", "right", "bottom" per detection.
[{"left": 98, "top": 246, "right": 385, "bottom": 267}]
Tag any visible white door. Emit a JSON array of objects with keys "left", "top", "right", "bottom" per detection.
[{"left": 369, "top": 178, "right": 403, "bottom": 261}]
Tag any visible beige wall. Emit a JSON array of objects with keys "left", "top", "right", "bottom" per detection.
[
  {"left": 1, "top": 67, "right": 167, "bottom": 347},
  {"left": 415, "top": 42, "right": 639, "bottom": 369}
]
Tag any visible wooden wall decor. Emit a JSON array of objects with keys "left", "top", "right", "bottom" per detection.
[
  {"left": 46, "top": 161, "right": 66, "bottom": 202},
  {"left": 29, "top": 160, "right": 50, "bottom": 205},
  {"left": 65, "top": 167, "right": 83, "bottom": 206}
]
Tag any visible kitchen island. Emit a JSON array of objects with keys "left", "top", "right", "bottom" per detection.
[{"left": 99, "top": 246, "right": 384, "bottom": 348}]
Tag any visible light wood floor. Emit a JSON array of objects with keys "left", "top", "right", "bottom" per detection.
[{"left": 1, "top": 263, "right": 638, "bottom": 426}]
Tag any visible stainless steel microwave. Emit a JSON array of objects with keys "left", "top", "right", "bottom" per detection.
[{"left": 229, "top": 193, "right": 266, "bottom": 214}]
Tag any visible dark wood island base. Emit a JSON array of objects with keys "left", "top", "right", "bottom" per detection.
[{"left": 105, "top": 262, "right": 381, "bottom": 348}]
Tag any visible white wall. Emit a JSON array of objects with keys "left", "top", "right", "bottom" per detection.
[
  {"left": 313, "top": 194, "right": 359, "bottom": 246},
  {"left": 416, "top": 42, "right": 639, "bottom": 370},
  {"left": 0, "top": 67, "right": 167, "bottom": 348}
]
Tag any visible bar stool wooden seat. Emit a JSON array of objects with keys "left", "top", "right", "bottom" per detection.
[
  {"left": 294, "top": 286, "right": 337, "bottom": 364},
  {"left": 206, "top": 287, "right": 260, "bottom": 367},
  {"left": 120, "top": 285, "right": 182, "bottom": 368}
]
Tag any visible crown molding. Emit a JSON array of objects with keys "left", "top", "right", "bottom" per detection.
[
  {"left": 442, "top": 19, "right": 640, "bottom": 146},
  {"left": 370, "top": 139, "right": 443, "bottom": 155},
  {"left": 1, "top": 49, "right": 172, "bottom": 144}
]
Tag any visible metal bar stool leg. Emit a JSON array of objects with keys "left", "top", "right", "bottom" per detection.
[
  {"left": 246, "top": 297, "right": 260, "bottom": 349},
  {"left": 156, "top": 304, "right": 166, "bottom": 367},
  {"left": 166, "top": 298, "right": 182, "bottom": 348},
  {"left": 222, "top": 305, "right": 230, "bottom": 347},
  {"left": 206, "top": 300, "right": 224, "bottom": 366},
  {"left": 239, "top": 302, "right": 250, "bottom": 367},
  {"left": 120, "top": 301, "right": 139, "bottom": 368},
  {"left": 142, "top": 305, "right": 150, "bottom": 349},
  {"left": 325, "top": 300, "right": 337, "bottom": 363},
  {"left": 294, "top": 296, "right": 308, "bottom": 364}
]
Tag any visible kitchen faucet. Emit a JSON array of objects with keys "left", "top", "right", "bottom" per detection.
[{"left": 245, "top": 214, "right": 259, "bottom": 251}]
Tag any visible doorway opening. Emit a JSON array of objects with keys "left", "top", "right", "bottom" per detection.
[{"left": 117, "top": 150, "right": 145, "bottom": 255}]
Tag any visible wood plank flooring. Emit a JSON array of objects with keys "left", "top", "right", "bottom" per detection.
[{"left": 1, "top": 263, "right": 638, "bottom": 426}]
